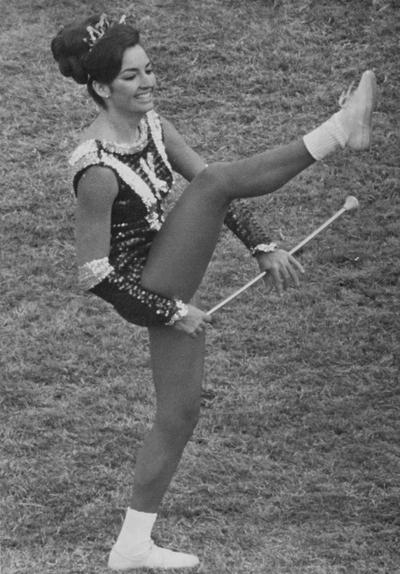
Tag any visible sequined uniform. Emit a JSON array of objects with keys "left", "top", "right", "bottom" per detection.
[{"left": 70, "top": 110, "right": 271, "bottom": 326}]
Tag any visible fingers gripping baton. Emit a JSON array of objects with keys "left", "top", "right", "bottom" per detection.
[{"left": 207, "top": 195, "right": 359, "bottom": 315}]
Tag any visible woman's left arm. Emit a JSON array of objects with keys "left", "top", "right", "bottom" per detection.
[
  {"left": 161, "top": 116, "right": 206, "bottom": 179},
  {"left": 161, "top": 116, "right": 304, "bottom": 293}
]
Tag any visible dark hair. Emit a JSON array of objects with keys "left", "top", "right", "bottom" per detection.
[{"left": 51, "top": 15, "right": 140, "bottom": 108}]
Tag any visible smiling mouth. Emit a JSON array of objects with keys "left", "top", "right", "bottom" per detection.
[{"left": 136, "top": 91, "right": 153, "bottom": 101}]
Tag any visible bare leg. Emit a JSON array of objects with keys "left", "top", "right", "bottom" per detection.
[
  {"left": 108, "top": 323, "right": 205, "bottom": 569},
  {"left": 130, "top": 325, "right": 205, "bottom": 512},
  {"left": 142, "top": 140, "right": 313, "bottom": 300},
  {"left": 143, "top": 68, "right": 377, "bottom": 300}
]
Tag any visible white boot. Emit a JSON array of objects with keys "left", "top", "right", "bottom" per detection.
[
  {"left": 336, "top": 69, "right": 377, "bottom": 150},
  {"left": 107, "top": 508, "right": 199, "bottom": 571},
  {"left": 303, "top": 70, "right": 377, "bottom": 160},
  {"left": 108, "top": 540, "right": 199, "bottom": 570}
]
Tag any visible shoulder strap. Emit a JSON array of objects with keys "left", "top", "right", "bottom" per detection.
[
  {"left": 70, "top": 139, "right": 160, "bottom": 218},
  {"left": 69, "top": 140, "right": 104, "bottom": 195},
  {"left": 69, "top": 139, "right": 101, "bottom": 169}
]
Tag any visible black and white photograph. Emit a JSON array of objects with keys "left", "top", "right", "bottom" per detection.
[{"left": 1, "top": 1, "right": 399, "bottom": 573}]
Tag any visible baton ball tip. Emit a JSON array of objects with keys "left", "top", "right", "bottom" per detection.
[{"left": 344, "top": 195, "right": 359, "bottom": 211}]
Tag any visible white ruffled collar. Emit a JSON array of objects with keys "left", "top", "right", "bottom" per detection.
[{"left": 73, "top": 115, "right": 149, "bottom": 159}]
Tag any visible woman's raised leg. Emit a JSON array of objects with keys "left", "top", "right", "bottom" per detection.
[
  {"left": 142, "top": 70, "right": 376, "bottom": 301},
  {"left": 142, "top": 140, "right": 314, "bottom": 301}
]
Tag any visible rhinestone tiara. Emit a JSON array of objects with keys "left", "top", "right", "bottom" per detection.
[{"left": 84, "top": 13, "right": 127, "bottom": 50}]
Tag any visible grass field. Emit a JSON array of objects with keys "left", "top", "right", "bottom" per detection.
[{"left": 1, "top": 0, "right": 399, "bottom": 573}]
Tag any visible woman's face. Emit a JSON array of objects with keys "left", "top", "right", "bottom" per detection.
[{"left": 107, "top": 44, "right": 156, "bottom": 114}]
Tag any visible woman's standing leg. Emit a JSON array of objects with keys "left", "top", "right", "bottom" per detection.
[
  {"left": 131, "top": 326, "right": 205, "bottom": 511},
  {"left": 108, "top": 325, "right": 205, "bottom": 570}
]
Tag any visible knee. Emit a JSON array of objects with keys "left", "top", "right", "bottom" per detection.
[
  {"left": 156, "top": 401, "right": 200, "bottom": 442},
  {"left": 194, "top": 162, "right": 232, "bottom": 202}
]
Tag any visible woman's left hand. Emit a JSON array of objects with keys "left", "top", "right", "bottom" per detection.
[{"left": 256, "top": 249, "right": 305, "bottom": 296}]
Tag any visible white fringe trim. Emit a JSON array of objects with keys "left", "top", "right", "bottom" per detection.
[{"left": 69, "top": 111, "right": 172, "bottom": 231}]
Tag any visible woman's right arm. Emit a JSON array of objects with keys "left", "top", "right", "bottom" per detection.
[{"left": 75, "top": 166, "right": 118, "bottom": 265}]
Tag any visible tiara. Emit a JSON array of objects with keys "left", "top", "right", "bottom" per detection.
[{"left": 84, "top": 13, "right": 127, "bottom": 50}]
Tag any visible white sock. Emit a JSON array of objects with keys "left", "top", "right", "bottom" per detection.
[
  {"left": 112, "top": 507, "right": 157, "bottom": 556},
  {"left": 303, "top": 111, "right": 348, "bottom": 161}
]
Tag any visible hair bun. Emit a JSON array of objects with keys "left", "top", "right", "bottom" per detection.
[
  {"left": 51, "top": 17, "right": 99, "bottom": 84},
  {"left": 57, "top": 54, "right": 88, "bottom": 84}
]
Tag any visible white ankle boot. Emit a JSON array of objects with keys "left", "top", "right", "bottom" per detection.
[
  {"left": 303, "top": 70, "right": 377, "bottom": 160},
  {"left": 335, "top": 69, "right": 377, "bottom": 150},
  {"left": 108, "top": 540, "right": 200, "bottom": 570}
]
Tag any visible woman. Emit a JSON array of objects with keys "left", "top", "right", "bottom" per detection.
[{"left": 51, "top": 13, "right": 376, "bottom": 571}]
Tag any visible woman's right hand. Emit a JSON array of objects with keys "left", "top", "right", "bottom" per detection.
[{"left": 173, "top": 304, "right": 212, "bottom": 337}]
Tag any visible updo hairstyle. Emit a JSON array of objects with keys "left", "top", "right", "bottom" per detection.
[{"left": 51, "top": 15, "right": 140, "bottom": 108}]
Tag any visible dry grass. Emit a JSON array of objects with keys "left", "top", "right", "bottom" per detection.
[{"left": 1, "top": 0, "right": 399, "bottom": 573}]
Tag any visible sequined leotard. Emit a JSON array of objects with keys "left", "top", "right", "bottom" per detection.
[{"left": 70, "top": 109, "right": 271, "bottom": 327}]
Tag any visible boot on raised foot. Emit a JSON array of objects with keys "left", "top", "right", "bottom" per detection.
[{"left": 334, "top": 69, "right": 377, "bottom": 150}]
